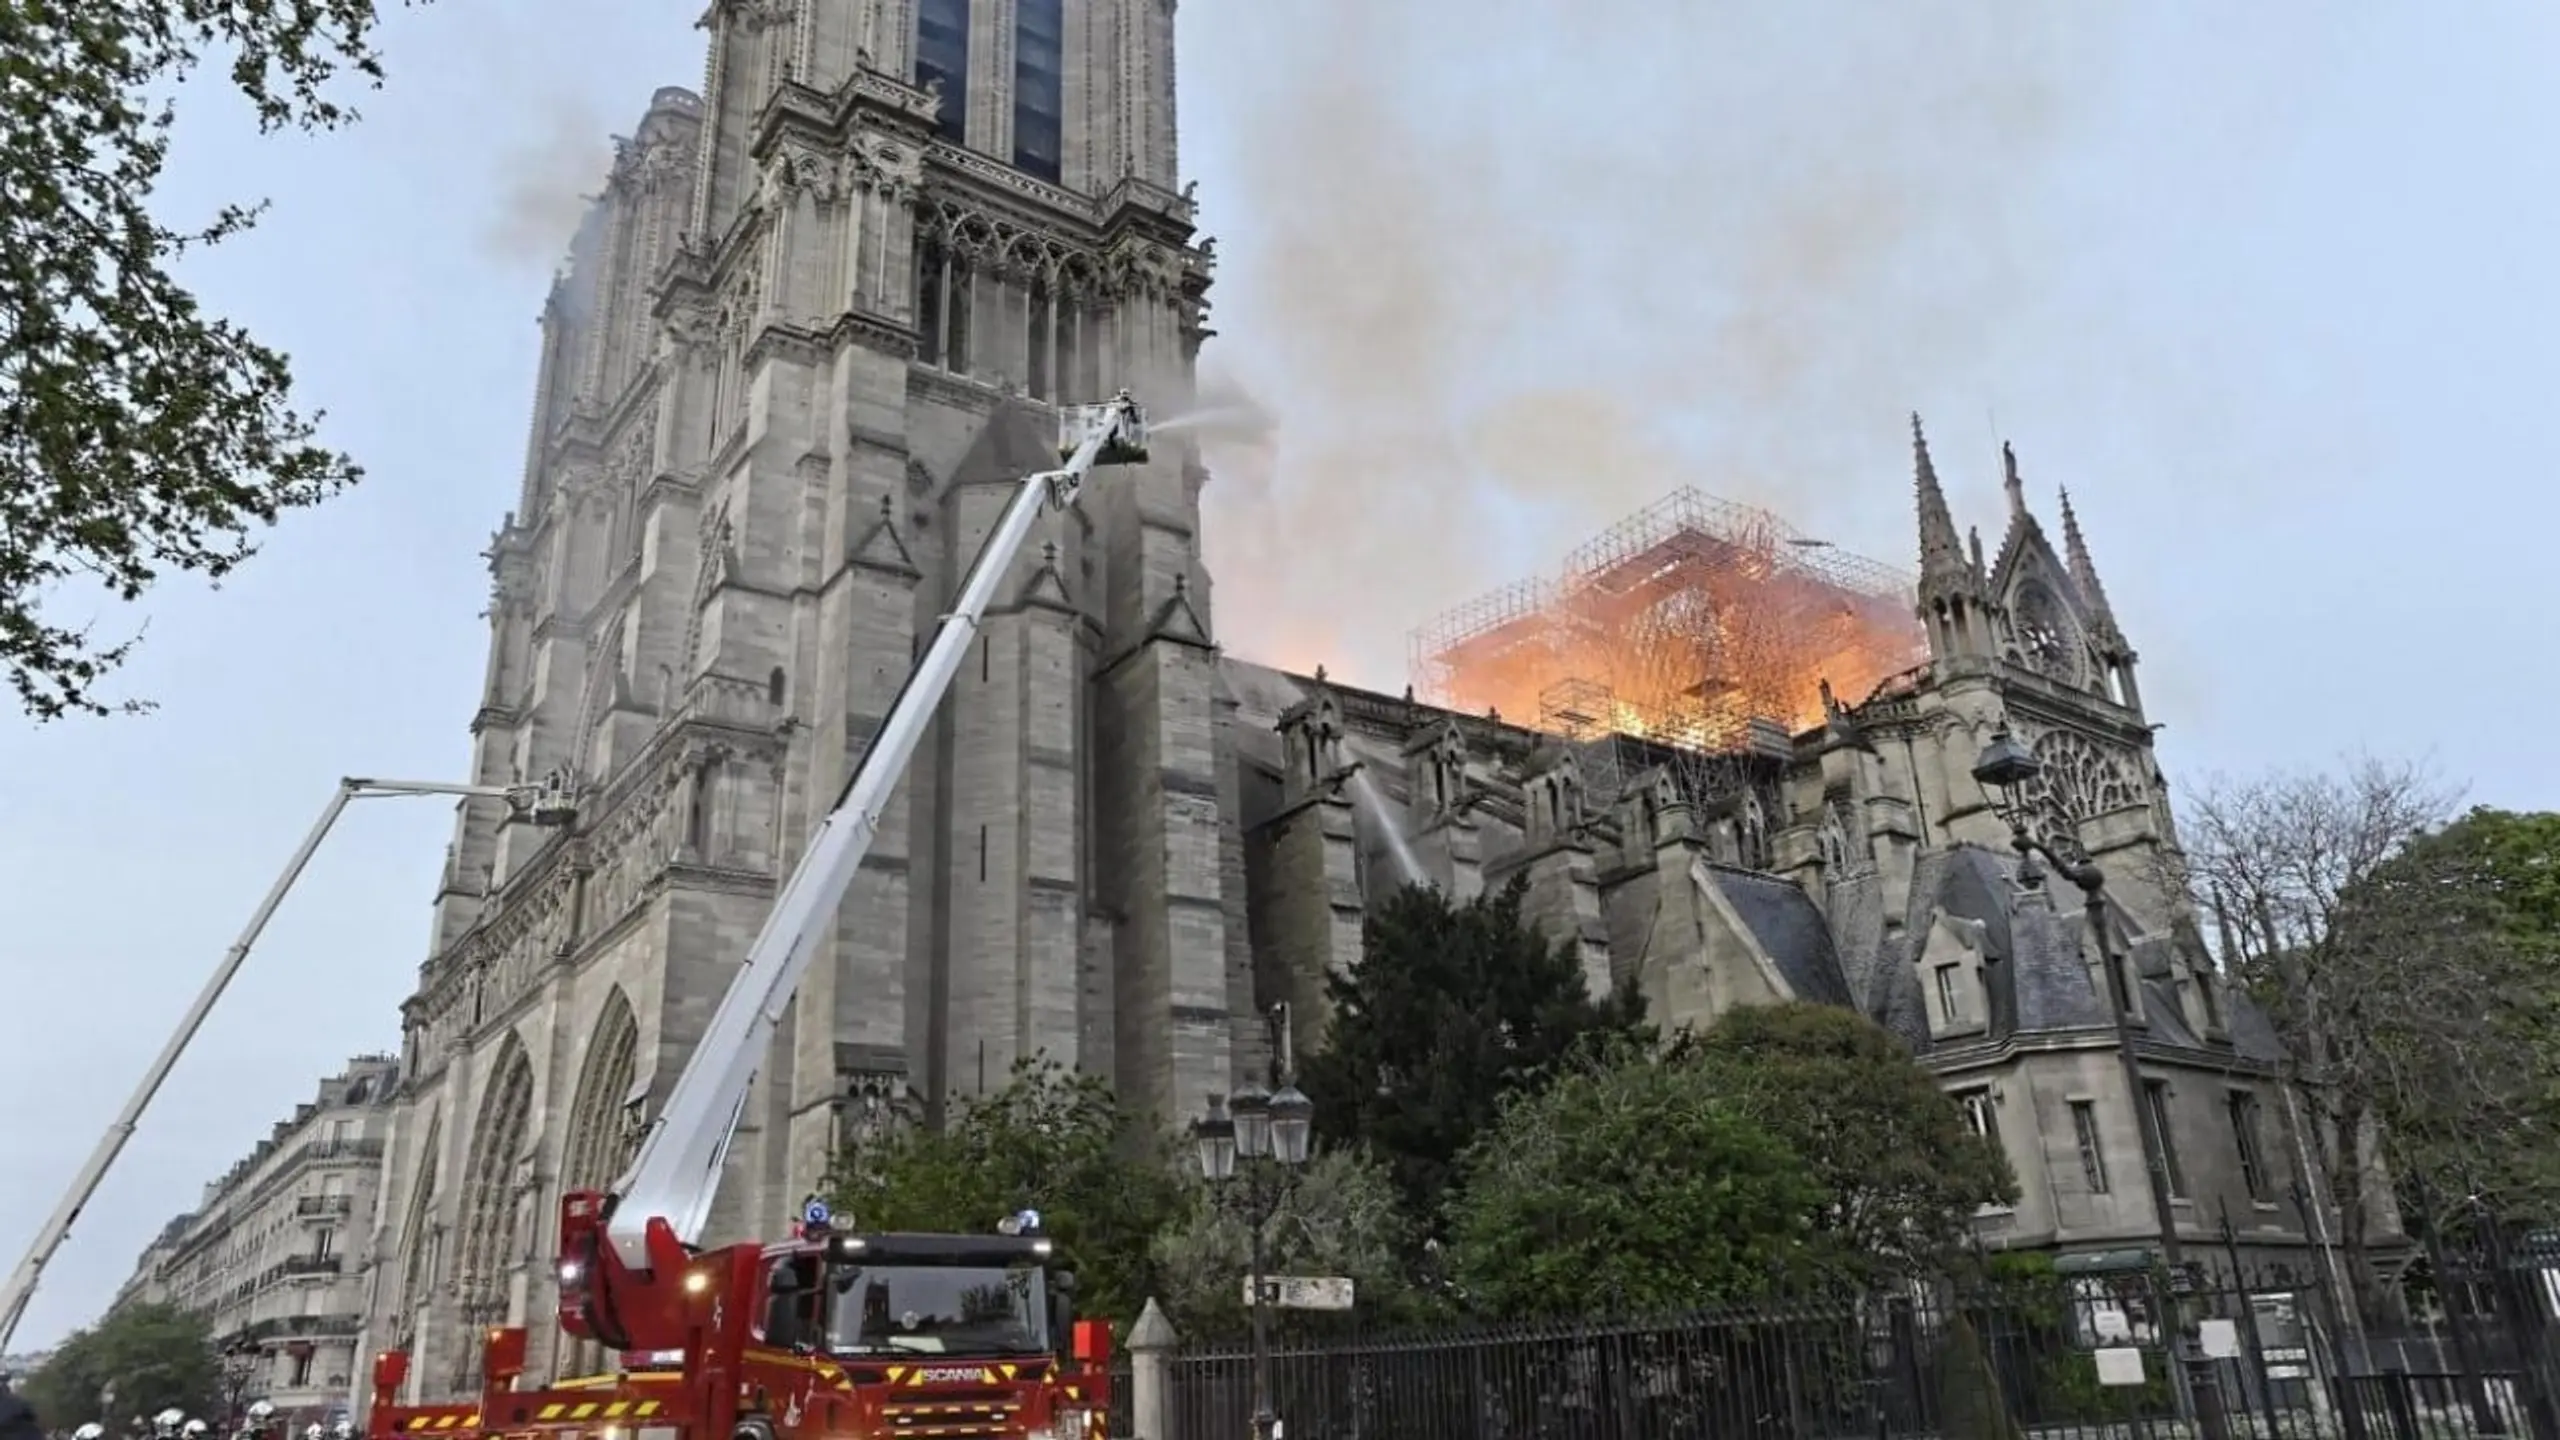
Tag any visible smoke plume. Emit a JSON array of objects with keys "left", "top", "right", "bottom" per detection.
[
  {"left": 1189, "top": 0, "right": 2132, "bottom": 691},
  {"left": 481, "top": 94, "right": 616, "bottom": 266}
]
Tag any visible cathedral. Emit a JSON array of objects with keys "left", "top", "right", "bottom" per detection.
[{"left": 359, "top": 0, "right": 2377, "bottom": 1402}]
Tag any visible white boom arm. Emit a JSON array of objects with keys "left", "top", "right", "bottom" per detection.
[
  {"left": 603, "top": 390, "right": 1149, "bottom": 1268},
  {"left": 0, "top": 775, "right": 575, "bottom": 1352}
]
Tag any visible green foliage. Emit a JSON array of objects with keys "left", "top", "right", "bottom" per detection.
[
  {"left": 21, "top": 1302, "right": 219, "bottom": 1428},
  {"left": 2, "top": 1, "right": 417, "bottom": 718},
  {"left": 826, "top": 1056, "right": 1186, "bottom": 1326},
  {"left": 2343, "top": 807, "right": 2560, "bottom": 1222},
  {"left": 1149, "top": 1148, "right": 1424, "bottom": 1339},
  {"left": 1443, "top": 1040, "right": 1825, "bottom": 1319},
  {"left": 1675, "top": 1002, "right": 2017, "bottom": 1285},
  {"left": 1972, "top": 1255, "right": 2174, "bottom": 1425},
  {"left": 1302, "top": 876, "right": 1650, "bottom": 1235}
]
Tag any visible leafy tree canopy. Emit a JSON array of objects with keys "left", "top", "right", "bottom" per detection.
[
  {"left": 1301, "top": 877, "right": 1649, "bottom": 1235},
  {"left": 1443, "top": 1040, "right": 1825, "bottom": 1319},
  {"left": 1149, "top": 1147, "right": 1422, "bottom": 1339},
  {"left": 2344, "top": 806, "right": 2560, "bottom": 1223},
  {"left": 826, "top": 1056, "right": 1186, "bottom": 1326},
  {"left": 1675, "top": 1002, "right": 2016, "bottom": 1285},
  {"left": 21, "top": 1302, "right": 219, "bottom": 1429},
  {"left": 4, "top": 2, "right": 413, "bottom": 719}
]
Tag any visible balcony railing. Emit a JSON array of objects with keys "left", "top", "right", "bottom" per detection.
[
  {"left": 294, "top": 1194, "right": 355, "bottom": 1218},
  {"left": 221, "top": 1313, "right": 363, "bottom": 1347},
  {"left": 278, "top": 1254, "right": 342, "bottom": 1278}
]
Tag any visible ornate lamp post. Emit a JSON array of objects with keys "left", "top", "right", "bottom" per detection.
[
  {"left": 1973, "top": 727, "right": 2229, "bottom": 1440},
  {"left": 1192, "top": 1009, "right": 1315, "bottom": 1440},
  {"left": 218, "top": 1340, "right": 263, "bottom": 1433}
]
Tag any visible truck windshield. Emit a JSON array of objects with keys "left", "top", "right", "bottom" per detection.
[{"left": 828, "top": 1264, "right": 1050, "bottom": 1356}]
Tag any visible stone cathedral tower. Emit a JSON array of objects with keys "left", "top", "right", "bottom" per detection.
[{"left": 364, "top": 0, "right": 1242, "bottom": 1397}]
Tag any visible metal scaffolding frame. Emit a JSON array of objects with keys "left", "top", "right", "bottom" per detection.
[{"left": 1410, "top": 486, "right": 1926, "bottom": 770}]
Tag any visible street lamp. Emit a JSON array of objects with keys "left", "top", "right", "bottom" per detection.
[
  {"left": 1972, "top": 727, "right": 2229, "bottom": 1440},
  {"left": 0, "top": 772, "right": 578, "bottom": 1352},
  {"left": 218, "top": 1340, "right": 262, "bottom": 1431},
  {"left": 1191, "top": 1005, "right": 1315, "bottom": 1440}
]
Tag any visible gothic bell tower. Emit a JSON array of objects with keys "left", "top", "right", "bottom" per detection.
[
  {"left": 665, "top": 0, "right": 1227, "bottom": 1198},
  {"left": 1898, "top": 423, "right": 2182, "bottom": 927}
]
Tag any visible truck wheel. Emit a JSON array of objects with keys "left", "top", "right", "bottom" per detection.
[{"left": 734, "top": 1420, "right": 777, "bottom": 1440}]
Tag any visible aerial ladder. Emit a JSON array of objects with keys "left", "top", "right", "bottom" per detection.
[
  {"left": 0, "top": 774, "right": 578, "bottom": 1355},
  {"left": 367, "top": 392, "right": 1151, "bottom": 1440}
]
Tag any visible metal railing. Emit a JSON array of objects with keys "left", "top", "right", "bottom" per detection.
[{"left": 1160, "top": 1261, "right": 2559, "bottom": 1440}]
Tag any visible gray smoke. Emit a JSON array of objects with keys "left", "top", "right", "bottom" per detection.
[
  {"left": 1189, "top": 0, "right": 2133, "bottom": 689},
  {"left": 481, "top": 94, "right": 615, "bottom": 266}
]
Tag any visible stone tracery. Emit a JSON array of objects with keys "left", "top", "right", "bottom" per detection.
[
  {"left": 449, "top": 1038, "right": 535, "bottom": 1389},
  {"left": 552, "top": 992, "right": 642, "bottom": 1378},
  {"left": 2012, "top": 725, "right": 2144, "bottom": 842},
  {"left": 390, "top": 1109, "right": 443, "bottom": 1348}
]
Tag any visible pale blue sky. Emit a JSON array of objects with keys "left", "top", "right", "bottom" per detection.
[{"left": 4, "top": 1, "right": 2554, "bottom": 1350}]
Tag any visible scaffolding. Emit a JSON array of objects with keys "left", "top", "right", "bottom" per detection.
[{"left": 1411, "top": 487, "right": 1926, "bottom": 795}]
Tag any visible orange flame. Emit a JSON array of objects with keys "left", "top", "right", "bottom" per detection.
[{"left": 1422, "top": 502, "right": 1926, "bottom": 752}]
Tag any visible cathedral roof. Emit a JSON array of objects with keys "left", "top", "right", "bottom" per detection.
[
  {"left": 1771, "top": 840, "right": 2287, "bottom": 1064},
  {"left": 1703, "top": 862, "right": 1856, "bottom": 1008}
]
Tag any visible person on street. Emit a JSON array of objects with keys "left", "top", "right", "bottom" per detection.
[{"left": 0, "top": 1371, "right": 45, "bottom": 1440}]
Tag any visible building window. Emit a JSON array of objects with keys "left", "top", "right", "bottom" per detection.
[
  {"left": 914, "top": 0, "right": 969, "bottom": 145},
  {"left": 2070, "top": 1100, "right": 2110, "bottom": 1193},
  {"left": 1957, "top": 1088, "right": 2000, "bottom": 1153},
  {"left": 2105, "top": 948, "right": 2136, "bottom": 1017},
  {"left": 288, "top": 1350, "right": 314, "bottom": 1388},
  {"left": 1935, "top": 965, "right": 1963, "bottom": 1025},
  {"left": 914, "top": 241, "right": 973, "bottom": 374},
  {"left": 313, "top": 1228, "right": 335, "bottom": 1260},
  {"left": 2229, "top": 1090, "right": 2270, "bottom": 1199},
  {"left": 2142, "top": 1080, "right": 2187, "bottom": 1198},
  {"left": 1027, "top": 279, "right": 1054, "bottom": 398},
  {"left": 1012, "top": 0, "right": 1064, "bottom": 181}
]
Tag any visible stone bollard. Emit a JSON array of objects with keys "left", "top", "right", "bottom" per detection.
[{"left": 1127, "top": 1297, "right": 1178, "bottom": 1440}]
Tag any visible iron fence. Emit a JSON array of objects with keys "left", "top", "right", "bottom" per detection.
[{"left": 1159, "top": 1260, "right": 2560, "bottom": 1440}]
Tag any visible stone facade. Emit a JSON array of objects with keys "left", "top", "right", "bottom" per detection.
[
  {"left": 114, "top": 1058, "right": 395, "bottom": 1426},
  {"left": 370, "top": 0, "right": 1230, "bottom": 1399}
]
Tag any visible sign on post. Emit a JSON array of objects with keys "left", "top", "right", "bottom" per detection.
[{"left": 1241, "top": 1276, "right": 1356, "bottom": 1311}]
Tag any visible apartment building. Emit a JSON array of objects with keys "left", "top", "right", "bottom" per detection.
[{"left": 117, "top": 1057, "right": 396, "bottom": 1424}]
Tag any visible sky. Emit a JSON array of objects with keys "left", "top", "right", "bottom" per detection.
[{"left": 4, "top": 0, "right": 2557, "bottom": 1351}]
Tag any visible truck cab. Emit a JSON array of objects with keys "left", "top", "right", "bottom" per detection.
[
  {"left": 762, "top": 1234, "right": 1062, "bottom": 1360},
  {"left": 736, "top": 1210, "right": 1107, "bottom": 1440}
]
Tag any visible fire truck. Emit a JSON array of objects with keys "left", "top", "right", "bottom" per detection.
[{"left": 365, "top": 392, "right": 1153, "bottom": 1440}]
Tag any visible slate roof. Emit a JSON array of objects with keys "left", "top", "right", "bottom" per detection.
[{"left": 1703, "top": 862, "right": 1855, "bottom": 1007}]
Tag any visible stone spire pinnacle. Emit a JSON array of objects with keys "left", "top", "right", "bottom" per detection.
[
  {"left": 2002, "top": 440, "right": 2028, "bottom": 520},
  {"left": 1912, "top": 414, "right": 1966, "bottom": 582},
  {"left": 2058, "top": 487, "right": 2126, "bottom": 650}
]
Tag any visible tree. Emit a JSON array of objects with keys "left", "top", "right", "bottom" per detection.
[
  {"left": 3, "top": 3, "right": 414, "bottom": 719},
  {"left": 2341, "top": 807, "right": 2560, "bottom": 1225},
  {"left": 826, "top": 1056, "right": 1186, "bottom": 1325},
  {"left": 1443, "top": 1041, "right": 1826, "bottom": 1319},
  {"left": 2180, "top": 757, "right": 2465, "bottom": 1312},
  {"left": 20, "top": 1302, "right": 219, "bottom": 1429},
  {"left": 1678, "top": 1002, "right": 2016, "bottom": 1285},
  {"left": 1150, "top": 1148, "right": 1422, "bottom": 1338},
  {"left": 1302, "top": 876, "right": 1650, "bottom": 1236},
  {"left": 1932, "top": 1313, "right": 2025, "bottom": 1440}
]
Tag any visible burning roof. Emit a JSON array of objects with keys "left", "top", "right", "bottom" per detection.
[{"left": 1409, "top": 488, "right": 1926, "bottom": 755}]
